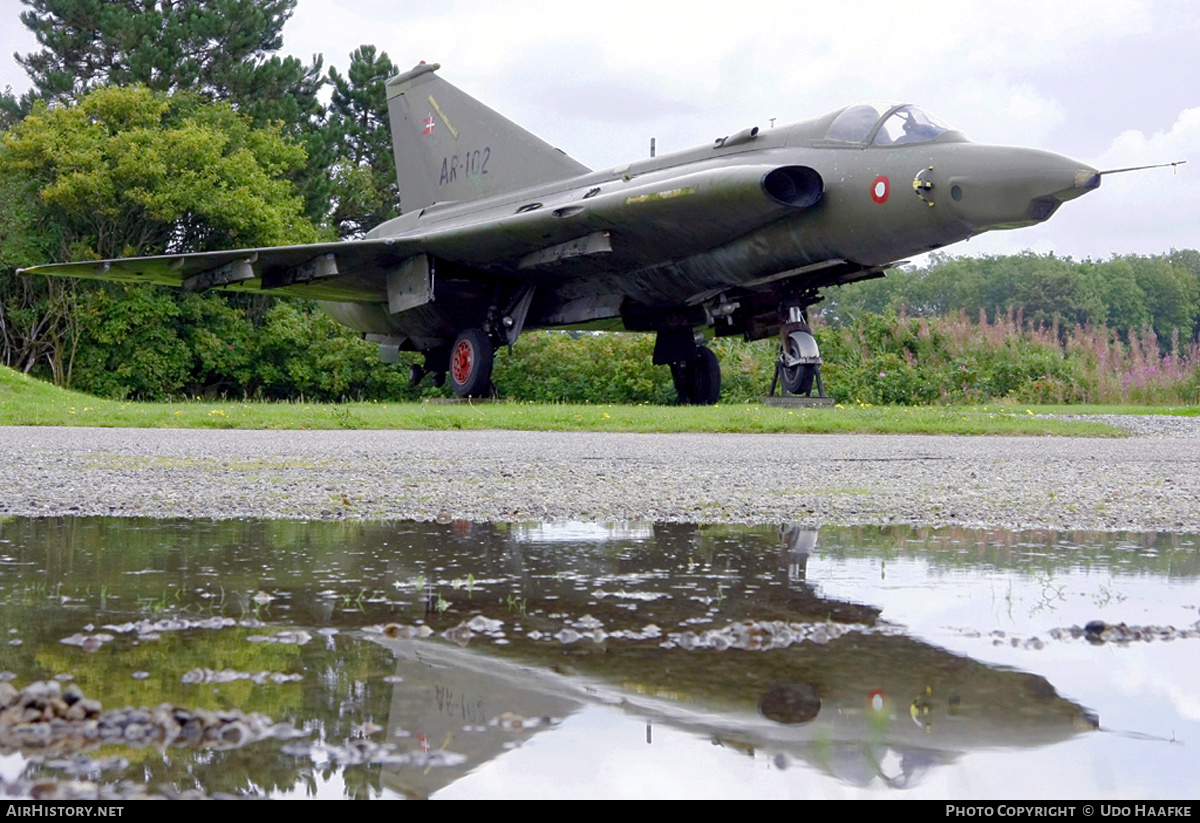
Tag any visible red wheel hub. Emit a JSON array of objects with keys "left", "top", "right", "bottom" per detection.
[{"left": 451, "top": 338, "right": 475, "bottom": 385}]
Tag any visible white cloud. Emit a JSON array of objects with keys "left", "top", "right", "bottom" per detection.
[{"left": 1099, "top": 106, "right": 1200, "bottom": 169}]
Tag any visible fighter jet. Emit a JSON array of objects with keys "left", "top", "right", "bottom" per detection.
[{"left": 21, "top": 62, "right": 1144, "bottom": 403}]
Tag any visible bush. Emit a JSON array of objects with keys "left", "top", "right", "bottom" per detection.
[
  {"left": 491, "top": 332, "right": 675, "bottom": 404},
  {"left": 61, "top": 301, "right": 1200, "bottom": 406}
]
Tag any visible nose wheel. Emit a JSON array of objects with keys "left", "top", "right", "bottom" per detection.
[
  {"left": 780, "top": 332, "right": 820, "bottom": 395},
  {"left": 772, "top": 305, "right": 824, "bottom": 398},
  {"left": 782, "top": 361, "right": 819, "bottom": 396}
]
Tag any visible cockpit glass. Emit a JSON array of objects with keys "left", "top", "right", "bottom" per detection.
[
  {"left": 824, "top": 103, "right": 890, "bottom": 143},
  {"left": 871, "top": 106, "right": 955, "bottom": 145},
  {"left": 824, "top": 103, "right": 958, "bottom": 145}
]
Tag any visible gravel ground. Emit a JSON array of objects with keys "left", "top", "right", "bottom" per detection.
[{"left": 1, "top": 416, "right": 1199, "bottom": 531}]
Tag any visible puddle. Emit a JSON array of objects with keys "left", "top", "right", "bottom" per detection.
[{"left": 0, "top": 517, "right": 1196, "bottom": 799}]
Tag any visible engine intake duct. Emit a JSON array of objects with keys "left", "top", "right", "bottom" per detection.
[{"left": 763, "top": 165, "right": 824, "bottom": 208}]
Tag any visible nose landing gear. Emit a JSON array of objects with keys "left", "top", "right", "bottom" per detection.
[{"left": 771, "top": 305, "right": 824, "bottom": 399}]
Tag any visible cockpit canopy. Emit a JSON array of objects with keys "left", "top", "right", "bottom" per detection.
[{"left": 825, "top": 103, "right": 960, "bottom": 146}]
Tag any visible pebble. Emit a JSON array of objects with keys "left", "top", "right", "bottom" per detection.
[{"left": 0, "top": 680, "right": 306, "bottom": 755}]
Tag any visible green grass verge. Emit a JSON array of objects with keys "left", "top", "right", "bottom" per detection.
[{"left": 0, "top": 365, "right": 1147, "bottom": 435}]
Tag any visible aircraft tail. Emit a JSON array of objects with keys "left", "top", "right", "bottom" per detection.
[{"left": 385, "top": 62, "right": 590, "bottom": 212}]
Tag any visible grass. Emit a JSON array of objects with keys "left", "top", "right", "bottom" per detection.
[
  {"left": 990, "top": 402, "right": 1200, "bottom": 417},
  {"left": 0, "top": 364, "right": 1164, "bottom": 436}
]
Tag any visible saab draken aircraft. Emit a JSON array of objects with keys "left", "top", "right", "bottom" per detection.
[{"left": 23, "top": 62, "right": 1166, "bottom": 403}]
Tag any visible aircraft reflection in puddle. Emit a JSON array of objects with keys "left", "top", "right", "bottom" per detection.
[{"left": 367, "top": 523, "right": 1098, "bottom": 797}]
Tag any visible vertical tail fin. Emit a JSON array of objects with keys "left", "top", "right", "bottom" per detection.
[{"left": 385, "top": 62, "right": 590, "bottom": 212}]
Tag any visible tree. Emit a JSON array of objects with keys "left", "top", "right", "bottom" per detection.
[
  {"left": 14, "top": 0, "right": 323, "bottom": 129},
  {"left": 2, "top": 85, "right": 323, "bottom": 258},
  {"left": 12, "top": 0, "right": 331, "bottom": 226},
  {"left": 1127, "top": 255, "right": 1199, "bottom": 341},
  {"left": 0, "top": 87, "right": 21, "bottom": 131},
  {"left": 0, "top": 168, "right": 78, "bottom": 381},
  {"left": 0, "top": 85, "right": 327, "bottom": 395},
  {"left": 1080, "top": 257, "right": 1149, "bottom": 333},
  {"left": 321, "top": 45, "right": 400, "bottom": 237}
]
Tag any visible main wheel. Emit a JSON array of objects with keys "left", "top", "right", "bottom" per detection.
[
  {"left": 673, "top": 346, "right": 721, "bottom": 405},
  {"left": 780, "top": 331, "right": 819, "bottom": 396},
  {"left": 448, "top": 328, "right": 494, "bottom": 397}
]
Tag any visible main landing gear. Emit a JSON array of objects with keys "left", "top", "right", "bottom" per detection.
[
  {"left": 655, "top": 327, "right": 722, "bottom": 405},
  {"left": 671, "top": 345, "right": 721, "bottom": 405},
  {"left": 448, "top": 328, "right": 494, "bottom": 397},
  {"left": 419, "top": 286, "right": 529, "bottom": 398},
  {"left": 410, "top": 328, "right": 496, "bottom": 398}
]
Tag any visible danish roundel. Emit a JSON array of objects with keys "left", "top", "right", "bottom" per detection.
[{"left": 871, "top": 175, "right": 889, "bottom": 204}]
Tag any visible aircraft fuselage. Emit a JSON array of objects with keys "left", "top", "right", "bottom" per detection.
[{"left": 330, "top": 99, "right": 1098, "bottom": 349}]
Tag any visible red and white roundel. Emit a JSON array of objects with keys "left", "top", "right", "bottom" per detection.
[{"left": 871, "top": 175, "right": 890, "bottom": 203}]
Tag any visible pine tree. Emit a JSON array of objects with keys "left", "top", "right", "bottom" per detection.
[
  {"left": 322, "top": 45, "right": 400, "bottom": 237},
  {"left": 14, "top": 0, "right": 323, "bottom": 129}
]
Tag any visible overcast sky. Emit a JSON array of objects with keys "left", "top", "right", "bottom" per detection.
[{"left": 3, "top": 0, "right": 1197, "bottom": 261}]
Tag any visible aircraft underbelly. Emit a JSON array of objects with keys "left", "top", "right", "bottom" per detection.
[
  {"left": 331, "top": 191, "right": 970, "bottom": 343},
  {"left": 605, "top": 218, "right": 842, "bottom": 306}
]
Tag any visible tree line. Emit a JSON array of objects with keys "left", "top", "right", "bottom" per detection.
[
  {"left": 813, "top": 253, "right": 1200, "bottom": 406},
  {"left": 823, "top": 250, "right": 1200, "bottom": 344},
  {"left": 2, "top": 1, "right": 1197, "bottom": 405}
]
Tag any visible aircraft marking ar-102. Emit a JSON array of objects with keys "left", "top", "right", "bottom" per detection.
[{"left": 22, "top": 62, "right": 1181, "bottom": 403}]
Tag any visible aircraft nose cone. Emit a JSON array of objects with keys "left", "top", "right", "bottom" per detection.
[
  {"left": 1075, "top": 169, "right": 1103, "bottom": 191},
  {"left": 943, "top": 147, "right": 1100, "bottom": 231}
]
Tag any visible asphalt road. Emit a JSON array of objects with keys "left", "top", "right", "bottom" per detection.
[{"left": 3, "top": 421, "right": 1199, "bottom": 532}]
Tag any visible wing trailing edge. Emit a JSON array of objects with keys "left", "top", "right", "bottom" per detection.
[{"left": 17, "top": 238, "right": 423, "bottom": 303}]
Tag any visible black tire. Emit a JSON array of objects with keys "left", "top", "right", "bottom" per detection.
[
  {"left": 781, "top": 363, "right": 817, "bottom": 395},
  {"left": 670, "top": 362, "right": 690, "bottom": 403},
  {"left": 448, "top": 328, "right": 494, "bottom": 397},
  {"left": 674, "top": 346, "right": 721, "bottom": 405},
  {"left": 780, "top": 333, "right": 818, "bottom": 395},
  {"left": 693, "top": 346, "right": 722, "bottom": 405}
]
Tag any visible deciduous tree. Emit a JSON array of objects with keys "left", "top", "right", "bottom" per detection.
[
  {"left": 2, "top": 85, "right": 323, "bottom": 258},
  {"left": 0, "top": 85, "right": 326, "bottom": 396}
]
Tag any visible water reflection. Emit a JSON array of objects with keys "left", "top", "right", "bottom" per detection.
[{"left": 0, "top": 517, "right": 1196, "bottom": 799}]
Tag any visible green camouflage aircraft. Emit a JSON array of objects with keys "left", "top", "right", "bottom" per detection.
[{"left": 21, "top": 62, "right": 1174, "bottom": 403}]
